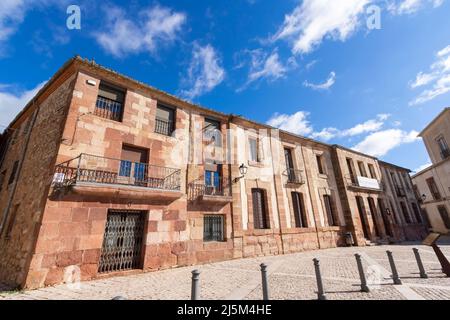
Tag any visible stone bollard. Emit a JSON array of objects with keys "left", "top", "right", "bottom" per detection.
[
  {"left": 413, "top": 248, "right": 428, "bottom": 279},
  {"left": 260, "top": 263, "right": 269, "bottom": 300},
  {"left": 355, "top": 254, "right": 370, "bottom": 292},
  {"left": 313, "top": 258, "right": 327, "bottom": 300},
  {"left": 112, "top": 296, "right": 127, "bottom": 300},
  {"left": 386, "top": 251, "right": 402, "bottom": 285},
  {"left": 191, "top": 270, "right": 200, "bottom": 300}
]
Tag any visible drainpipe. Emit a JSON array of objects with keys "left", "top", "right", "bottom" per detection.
[
  {"left": 0, "top": 100, "right": 40, "bottom": 234},
  {"left": 268, "top": 130, "right": 285, "bottom": 254}
]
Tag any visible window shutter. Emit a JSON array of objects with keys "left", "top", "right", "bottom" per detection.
[{"left": 252, "top": 189, "right": 268, "bottom": 229}]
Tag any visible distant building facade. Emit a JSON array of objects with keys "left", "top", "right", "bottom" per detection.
[
  {"left": 412, "top": 108, "right": 450, "bottom": 235},
  {"left": 0, "top": 57, "right": 427, "bottom": 289}
]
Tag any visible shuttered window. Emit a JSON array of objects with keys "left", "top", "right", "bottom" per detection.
[
  {"left": 155, "top": 104, "right": 175, "bottom": 136},
  {"left": 252, "top": 188, "right": 269, "bottom": 229},
  {"left": 292, "top": 192, "right": 308, "bottom": 228}
]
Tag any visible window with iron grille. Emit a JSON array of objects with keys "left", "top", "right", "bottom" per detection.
[
  {"left": 426, "top": 177, "right": 441, "bottom": 200},
  {"left": 323, "top": 194, "right": 338, "bottom": 226},
  {"left": 203, "top": 215, "right": 225, "bottom": 242},
  {"left": 252, "top": 188, "right": 269, "bottom": 229},
  {"left": 292, "top": 192, "right": 308, "bottom": 228},
  {"left": 155, "top": 104, "right": 175, "bottom": 136},
  {"left": 204, "top": 118, "right": 222, "bottom": 147},
  {"left": 8, "top": 160, "right": 19, "bottom": 186},
  {"left": 95, "top": 82, "right": 125, "bottom": 122},
  {"left": 438, "top": 206, "right": 450, "bottom": 229}
]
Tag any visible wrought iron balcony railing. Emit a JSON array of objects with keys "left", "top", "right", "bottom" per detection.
[
  {"left": 188, "top": 176, "right": 231, "bottom": 200},
  {"left": 94, "top": 96, "right": 123, "bottom": 122},
  {"left": 53, "top": 154, "right": 181, "bottom": 191},
  {"left": 345, "top": 174, "right": 382, "bottom": 191},
  {"left": 155, "top": 117, "right": 174, "bottom": 136},
  {"left": 284, "top": 168, "right": 304, "bottom": 184}
]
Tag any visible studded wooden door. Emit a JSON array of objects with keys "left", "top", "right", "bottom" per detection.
[{"left": 98, "top": 210, "right": 146, "bottom": 273}]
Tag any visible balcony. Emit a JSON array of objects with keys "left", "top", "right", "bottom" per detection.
[
  {"left": 283, "top": 168, "right": 304, "bottom": 185},
  {"left": 155, "top": 117, "right": 174, "bottom": 136},
  {"left": 345, "top": 174, "right": 382, "bottom": 192},
  {"left": 188, "top": 177, "right": 232, "bottom": 204},
  {"left": 94, "top": 96, "right": 123, "bottom": 122},
  {"left": 52, "top": 154, "right": 182, "bottom": 201}
]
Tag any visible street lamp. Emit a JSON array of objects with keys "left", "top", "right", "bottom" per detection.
[
  {"left": 233, "top": 163, "right": 248, "bottom": 183},
  {"left": 421, "top": 194, "right": 427, "bottom": 202}
]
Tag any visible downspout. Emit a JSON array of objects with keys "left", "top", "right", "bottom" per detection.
[
  {"left": 268, "top": 130, "right": 285, "bottom": 254},
  {"left": 0, "top": 100, "right": 40, "bottom": 234},
  {"left": 227, "top": 116, "right": 236, "bottom": 241}
]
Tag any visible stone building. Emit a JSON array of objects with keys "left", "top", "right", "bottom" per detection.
[
  {"left": 0, "top": 57, "right": 427, "bottom": 289},
  {"left": 412, "top": 108, "right": 450, "bottom": 234}
]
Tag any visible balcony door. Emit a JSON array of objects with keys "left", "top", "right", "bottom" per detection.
[
  {"left": 119, "top": 145, "right": 149, "bottom": 186},
  {"left": 284, "top": 148, "right": 296, "bottom": 182},
  {"left": 205, "top": 164, "right": 222, "bottom": 196}
]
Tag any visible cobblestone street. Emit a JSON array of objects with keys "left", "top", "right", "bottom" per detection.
[{"left": 1, "top": 243, "right": 450, "bottom": 300}]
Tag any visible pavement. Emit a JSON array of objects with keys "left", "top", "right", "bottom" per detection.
[{"left": 1, "top": 242, "right": 450, "bottom": 300}]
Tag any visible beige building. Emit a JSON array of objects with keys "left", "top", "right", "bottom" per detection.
[
  {"left": 412, "top": 108, "right": 450, "bottom": 234},
  {"left": 0, "top": 57, "right": 426, "bottom": 289}
]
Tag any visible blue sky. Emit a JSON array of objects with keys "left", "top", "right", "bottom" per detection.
[{"left": 1, "top": 0, "right": 449, "bottom": 172}]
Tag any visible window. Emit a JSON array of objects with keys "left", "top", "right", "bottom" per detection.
[
  {"left": 155, "top": 104, "right": 175, "bottom": 136},
  {"left": 323, "top": 195, "right": 338, "bottom": 226},
  {"left": 411, "top": 202, "right": 422, "bottom": 223},
  {"left": 367, "top": 197, "right": 380, "bottom": 237},
  {"left": 358, "top": 161, "right": 367, "bottom": 177},
  {"left": 400, "top": 201, "right": 412, "bottom": 224},
  {"left": 368, "top": 164, "right": 377, "bottom": 179},
  {"left": 316, "top": 155, "right": 325, "bottom": 175},
  {"left": 436, "top": 136, "right": 450, "bottom": 159},
  {"left": 4, "top": 204, "right": 19, "bottom": 239},
  {"left": 249, "top": 137, "right": 262, "bottom": 162},
  {"left": 346, "top": 158, "right": 357, "bottom": 183},
  {"left": 204, "top": 118, "right": 222, "bottom": 147},
  {"left": 120, "top": 146, "right": 148, "bottom": 185},
  {"left": 437, "top": 206, "right": 450, "bottom": 229},
  {"left": 252, "top": 188, "right": 269, "bottom": 229},
  {"left": 292, "top": 192, "right": 308, "bottom": 228},
  {"left": 95, "top": 82, "right": 125, "bottom": 122},
  {"left": 426, "top": 177, "right": 441, "bottom": 200},
  {"left": 0, "top": 170, "right": 5, "bottom": 191},
  {"left": 284, "top": 148, "right": 299, "bottom": 183},
  {"left": 402, "top": 173, "right": 411, "bottom": 191},
  {"left": 8, "top": 160, "right": 19, "bottom": 186},
  {"left": 203, "top": 215, "right": 225, "bottom": 242}
]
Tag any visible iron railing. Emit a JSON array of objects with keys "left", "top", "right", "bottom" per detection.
[
  {"left": 284, "top": 168, "right": 304, "bottom": 184},
  {"left": 188, "top": 176, "right": 231, "bottom": 200},
  {"left": 203, "top": 215, "right": 225, "bottom": 242},
  {"left": 155, "top": 117, "right": 174, "bottom": 136},
  {"left": 94, "top": 96, "right": 123, "bottom": 122},
  {"left": 345, "top": 174, "right": 382, "bottom": 190},
  {"left": 53, "top": 154, "right": 181, "bottom": 191}
]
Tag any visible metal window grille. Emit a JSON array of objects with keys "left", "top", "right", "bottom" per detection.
[
  {"left": 94, "top": 96, "right": 123, "bottom": 122},
  {"left": 203, "top": 215, "right": 224, "bottom": 242},
  {"left": 98, "top": 210, "right": 146, "bottom": 273},
  {"left": 155, "top": 117, "right": 174, "bottom": 136}
]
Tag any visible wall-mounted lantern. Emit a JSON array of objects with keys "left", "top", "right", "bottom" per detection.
[{"left": 233, "top": 163, "right": 248, "bottom": 183}]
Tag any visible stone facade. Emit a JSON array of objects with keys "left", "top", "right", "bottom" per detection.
[
  {"left": 412, "top": 108, "right": 450, "bottom": 235},
  {"left": 0, "top": 57, "right": 427, "bottom": 289}
]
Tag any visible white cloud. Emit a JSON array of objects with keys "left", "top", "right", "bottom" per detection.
[
  {"left": 352, "top": 129, "right": 419, "bottom": 157},
  {"left": 0, "top": 0, "right": 25, "bottom": 45},
  {"left": 267, "top": 111, "right": 313, "bottom": 136},
  {"left": 303, "top": 71, "right": 336, "bottom": 90},
  {"left": 180, "top": 44, "right": 225, "bottom": 100},
  {"left": 410, "top": 44, "right": 450, "bottom": 105},
  {"left": 94, "top": 5, "right": 186, "bottom": 58},
  {"left": 272, "top": 0, "right": 371, "bottom": 54},
  {"left": 388, "top": 0, "right": 444, "bottom": 15},
  {"left": 0, "top": 81, "right": 46, "bottom": 132},
  {"left": 310, "top": 127, "right": 340, "bottom": 141},
  {"left": 413, "top": 162, "right": 432, "bottom": 173},
  {"left": 237, "top": 49, "right": 288, "bottom": 92}
]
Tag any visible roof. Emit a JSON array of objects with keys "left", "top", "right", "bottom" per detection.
[
  {"left": 418, "top": 107, "right": 450, "bottom": 137},
  {"left": 3, "top": 55, "right": 412, "bottom": 171}
]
